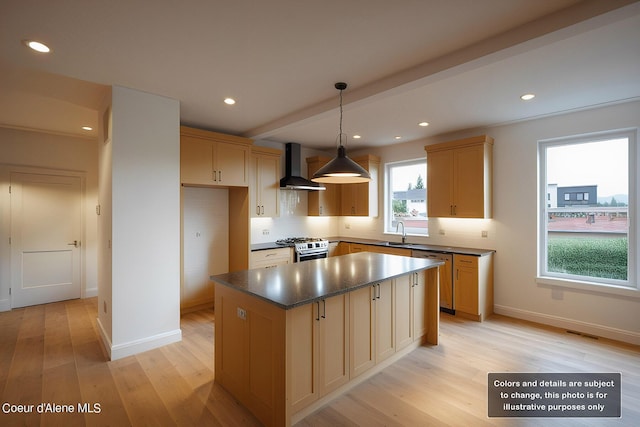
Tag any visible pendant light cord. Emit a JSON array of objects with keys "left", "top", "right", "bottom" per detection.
[{"left": 338, "top": 85, "right": 346, "bottom": 147}]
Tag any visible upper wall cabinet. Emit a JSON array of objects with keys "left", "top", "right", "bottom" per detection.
[
  {"left": 306, "top": 156, "right": 340, "bottom": 216},
  {"left": 180, "top": 126, "right": 251, "bottom": 187},
  {"left": 425, "top": 135, "right": 493, "bottom": 218},
  {"left": 340, "top": 155, "right": 380, "bottom": 217},
  {"left": 251, "top": 146, "right": 281, "bottom": 217}
]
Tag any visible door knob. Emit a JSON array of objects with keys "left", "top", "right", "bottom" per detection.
[{"left": 67, "top": 240, "right": 79, "bottom": 248}]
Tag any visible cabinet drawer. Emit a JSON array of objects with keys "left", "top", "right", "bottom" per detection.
[{"left": 250, "top": 248, "right": 292, "bottom": 269}]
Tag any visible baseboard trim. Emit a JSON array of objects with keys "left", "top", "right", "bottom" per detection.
[
  {"left": 109, "top": 328, "right": 182, "bottom": 361},
  {"left": 84, "top": 287, "right": 98, "bottom": 298},
  {"left": 493, "top": 304, "right": 640, "bottom": 346},
  {"left": 0, "top": 298, "right": 10, "bottom": 312},
  {"left": 96, "top": 317, "right": 113, "bottom": 359}
]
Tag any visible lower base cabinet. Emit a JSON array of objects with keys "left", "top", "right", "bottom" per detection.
[
  {"left": 453, "top": 254, "right": 493, "bottom": 321},
  {"left": 288, "top": 293, "right": 349, "bottom": 414},
  {"left": 214, "top": 267, "right": 439, "bottom": 427},
  {"left": 349, "top": 273, "right": 428, "bottom": 380}
]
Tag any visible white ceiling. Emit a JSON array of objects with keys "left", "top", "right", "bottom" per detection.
[{"left": 1, "top": 0, "right": 639, "bottom": 149}]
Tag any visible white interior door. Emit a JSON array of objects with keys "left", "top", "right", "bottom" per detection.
[{"left": 10, "top": 172, "right": 82, "bottom": 308}]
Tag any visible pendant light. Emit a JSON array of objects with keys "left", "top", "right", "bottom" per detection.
[{"left": 311, "top": 82, "right": 371, "bottom": 184}]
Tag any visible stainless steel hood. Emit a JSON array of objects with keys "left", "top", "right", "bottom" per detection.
[{"left": 280, "top": 143, "right": 325, "bottom": 191}]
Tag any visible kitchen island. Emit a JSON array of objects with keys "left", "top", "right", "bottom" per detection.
[{"left": 211, "top": 252, "right": 442, "bottom": 427}]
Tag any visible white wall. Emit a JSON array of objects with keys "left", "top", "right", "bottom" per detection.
[
  {"left": 101, "top": 86, "right": 182, "bottom": 360},
  {"left": 0, "top": 127, "right": 99, "bottom": 311},
  {"left": 277, "top": 101, "right": 640, "bottom": 344}
]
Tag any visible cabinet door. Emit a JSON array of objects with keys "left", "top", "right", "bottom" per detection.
[
  {"left": 252, "top": 155, "right": 279, "bottom": 217},
  {"left": 394, "top": 275, "right": 413, "bottom": 351},
  {"left": 439, "top": 257, "right": 453, "bottom": 310},
  {"left": 375, "top": 280, "right": 394, "bottom": 362},
  {"left": 349, "top": 243, "right": 367, "bottom": 253},
  {"left": 349, "top": 285, "right": 375, "bottom": 378},
  {"left": 307, "top": 158, "right": 340, "bottom": 216},
  {"left": 340, "top": 183, "right": 356, "bottom": 215},
  {"left": 250, "top": 248, "right": 291, "bottom": 269},
  {"left": 289, "top": 302, "right": 318, "bottom": 413},
  {"left": 453, "top": 145, "right": 485, "bottom": 217},
  {"left": 319, "top": 294, "right": 349, "bottom": 395},
  {"left": 413, "top": 272, "right": 427, "bottom": 339},
  {"left": 454, "top": 255, "right": 479, "bottom": 315},
  {"left": 216, "top": 141, "right": 249, "bottom": 186},
  {"left": 426, "top": 149, "right": 454, "bottom": 217},
  {"left": 181, "top": 136, "right": 214, "bottom": 185}
]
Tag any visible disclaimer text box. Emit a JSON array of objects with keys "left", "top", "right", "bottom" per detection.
[{"left": 488, "top": 372, "right": 620, "bottom": 418}]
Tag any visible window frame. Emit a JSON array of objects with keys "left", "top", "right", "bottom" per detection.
[
  {"left": 384, "top": 158, "right": 428, "bottom": 236},
  {"left": 537, "top": 128, "right": 639, "bottom": 295}
]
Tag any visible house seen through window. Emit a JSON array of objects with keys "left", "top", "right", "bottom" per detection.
[
  {"left": 385, "top": 159, "right": 428, "bottom": 235},
  {"left": 539, "top": 131, "right": 635, "bottom": 288}
]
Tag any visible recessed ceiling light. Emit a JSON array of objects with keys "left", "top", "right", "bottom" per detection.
[
  {"left": 520, "top": 93, "right": 535, "bottom": 101},
  {"left": 353, "top": 135, "right": 361, "bottom": 139},
  {"left": 394, "top": 136, "right": 402, "bottom": 140},
  {"left": 418, "top": 122, "right": 429, "bottom": 127},
  {"left": 23, "top": 40, "right": 50, "bottom": 53},
  {"left": 224, "top": 98, "right": 236, "bottom": 105},
  {"left": 81, "top": 126, "right": 93, "bottom": 131}
]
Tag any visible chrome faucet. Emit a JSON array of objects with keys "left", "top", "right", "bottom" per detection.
[{"left": 396, "top": 221, "right": 406, "bottom": 244}]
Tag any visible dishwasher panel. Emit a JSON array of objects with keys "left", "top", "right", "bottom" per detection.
[{"left": 411, "top": 250, "right": 454, "bottom": 313}]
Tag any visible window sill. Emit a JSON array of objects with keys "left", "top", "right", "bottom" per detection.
[{"left": 536, "top": 276, "right": 640, "bottom": 299}]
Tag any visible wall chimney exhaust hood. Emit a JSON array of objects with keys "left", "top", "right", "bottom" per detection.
[{"left": 280, "top": 143, "right": 325, "bottom": 191}]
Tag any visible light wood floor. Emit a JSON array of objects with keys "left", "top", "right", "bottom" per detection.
[{"left": 1, "top": 298, "right": 638, "bottom": 426}]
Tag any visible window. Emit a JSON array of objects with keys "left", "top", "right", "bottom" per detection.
[
  {"left": 539, "top": 130, "right": 637, "bottom": 289},
  {"left": 385, "top": 159, "right": 427, "bottom": 235}
]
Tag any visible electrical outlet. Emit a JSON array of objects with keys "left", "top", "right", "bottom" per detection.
[
  {"left": 481, "top": 230, "right": 488, "bottom": 238},
  {"left": 345, "top": 223, "right": 351, "bottom": 229},
  {"left": 439, "top": 229, "right": 445, "bottom": 235},
  {"left": 237, "top": 307, "right": 247, "bottom": 320},
  {"left": 262, "top": 229, "right": 270, "bottom": 235}
]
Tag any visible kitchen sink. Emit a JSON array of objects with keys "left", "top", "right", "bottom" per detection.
[{"left": 379, "top": 241, "right": 411, "bottom": 246}]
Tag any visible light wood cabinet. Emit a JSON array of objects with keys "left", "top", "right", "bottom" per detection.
[
  {"left": 453, "top": 254, "right": 494, "bottom": 321},
  {"left": 250, "top": 247, "right": 292, "bottom": 269},
  {"left": 394, "top": 275, "right": 414, "bottom": 351},
  {"left": 214, "top": 265, "right": 439, "bottom": 426},
  {"left": 333, "top": 242, "right": 350, "bottom": 256},
  {"left": 180, "top": 126, "right": 251, "bottom": 187},
  {"left": 394, "top": 271, "right": 428, "bottom": 351},
  {"left": 307, "top": 156, "right": 340, "bottom": 216},
  {"left": 214, "top": 285, "right": 287, "bottom": 427},
  {"left": 349, "top": 279, "right": 396, "bottom": 379},
  {"left": 328, "top": 241, "right": 340, "bottom": 257},
  {"left": 412, "top": 271, "right": 427, "bottom": 339},
  {"left": 345, "top": 242, "right": 410, "bottom": 257},
  {"left": 288, "top": 294, "right": 349, "bottom": 414},
  {"left": 375, "top": 280, "right": 395, "bottom": 363},
  {"left": 349, "top": 285, "right": 375, "bottom": 378},
  {"left": 425, "top": 135, "right": 493, "bottom": 218},
  {"left": 250, "top": 146, "right": 281, "bottom": 217},
  {"left": 340, "top": 155, "right": 380, "bottom": 217}
]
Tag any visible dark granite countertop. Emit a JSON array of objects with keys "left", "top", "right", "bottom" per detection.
[
  {"left": 211, "top": 252, "right": 443, "bottom": 309},
  {"left": 251, "top": 236, "right": 494, "bottom": 257}
]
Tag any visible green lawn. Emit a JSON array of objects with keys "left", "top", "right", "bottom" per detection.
[{"left": 547, "top": 237, "right": 628, "bottom": 280}]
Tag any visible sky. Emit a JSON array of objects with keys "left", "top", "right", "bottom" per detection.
[
  {"left": 546, "top": 137, "right": 628, "bottom": 197},
  {"left": 391, "top": 162, "right": 426, "bottom": 191}
]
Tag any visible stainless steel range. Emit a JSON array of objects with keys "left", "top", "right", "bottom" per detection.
[{"left": 276, "top": 237, "right": 329, "bottom": 262}]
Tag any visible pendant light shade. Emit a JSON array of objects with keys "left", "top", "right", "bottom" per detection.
[{"left": 311, "top": 82, "right": 371, "bottom": 184}]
